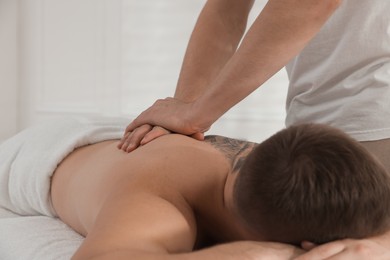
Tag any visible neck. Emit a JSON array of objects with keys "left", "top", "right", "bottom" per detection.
[
  {"left": 194, "top": 189, "right": 260, "bottom": 245},
  {"left": 204, "top": 135, "right": 257, "bottom": 169},
  {"left": 192, "top": 136, "right": 258, "bottom": 245}
]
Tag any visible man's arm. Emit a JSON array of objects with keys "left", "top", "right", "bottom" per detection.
[
  {"left": 72, "top": 189, "right": 197, "bottom": 259},
  {"left": 72, "top": 177, "right": 303, "bottom": 260},
  {"left": 296, "top": 230, "right": 390, "bottom": 260},
  {"left": 88, "top": 241, "right": 303, "bottom": 260}
]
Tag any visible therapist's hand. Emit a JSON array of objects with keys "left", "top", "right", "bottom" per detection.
[
  {"left": 117, "top": 124, "right": 171, "bottom": 152},
  {"left": 118, "top": 124, "right": 205, "bottom": 152},
  {"left": 295, "top": 238, "right": 390, "bottom": 260},
  {"left": 119, "top": 97, "right": 208, "bottom": 150},
  {"left": 126, "top": 98, "right": 212, "bottom": 136},
  {"left": 129, "top": 97, "right": 209, "bottom": 135},
  {"left": 118, "top": 97, "right": 207, "bottom": 152}
]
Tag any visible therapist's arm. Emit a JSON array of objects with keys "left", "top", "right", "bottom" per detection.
[
  {"left": 122, "top": 0, "right": 342, "bottom": 150},
  {"left": 186, "top": 0, "right": 343, "bottom": 131},
  {"left": 173, "top": 0, "right": 255, "bottom": 102},
  {"left": 119, "top": 0, "right": 255, "bottom": 152}
]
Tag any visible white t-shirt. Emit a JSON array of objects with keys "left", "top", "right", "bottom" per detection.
[{"left": 285, "top": 0, "right": 390, "bottom": 141}]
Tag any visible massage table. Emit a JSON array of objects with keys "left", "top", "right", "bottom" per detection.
[{"left": 0, "top": 207, "right": 83, "bottom": 259}]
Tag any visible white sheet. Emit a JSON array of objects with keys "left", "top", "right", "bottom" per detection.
[{"left": 0, "top": 207, "right": 83, "bottom": 259}]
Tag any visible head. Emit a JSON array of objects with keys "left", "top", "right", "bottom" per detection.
[{"left": 232, "top": 123, "right": 390, "bottom": 245}]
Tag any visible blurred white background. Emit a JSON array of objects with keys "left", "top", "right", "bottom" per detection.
[{"left": 0, "top": 0, "right": 288, "bottom": 143}]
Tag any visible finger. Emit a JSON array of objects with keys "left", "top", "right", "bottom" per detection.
[
  {"left": 121, "top": 131, "right": 136, "bottom": 152},
  {"left": 310, "top": 248, "right": 356, "bottom": 260},
  {"left": 295, "top": 242, "right": 346, "bottom": 260},
  {"left": 125, "top": 119, "right": 141, "bottom": 134},
  {"left": 320, "top": 252, "right": 352, "bottom": 260},
  {"left": 301, "top": 241, "right": 318, "bottom": 251},
  {"left": 140, "top": 126, "right": 171, "bottom": 145},
  {"left": 121, "top": 124, "right": 153, "bottom": 153},
  {"left": 126, "top": 99, "right": 170, "bottom": 133},
  {"left": 125, "top": 110, "right": 153, "bottom": 134},
  {"left": 117, "top": 131, "right": 131, "bottom": 149},
  {"left": 127, "top": 124, "right": 153, "bottom": 152}
]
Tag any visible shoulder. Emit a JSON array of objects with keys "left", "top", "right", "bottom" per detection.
[
  {"left": 204, "top": 135, "right": 255, "bottom": 157},
  {"left": 144, "top": 134, "right": 257, "bottom": 173},
  {"left": 152, "top": 134, "right": 255, "bottom": 157},
  {"left": 139, "top": 134, "right": 231, "bottom": 172}
]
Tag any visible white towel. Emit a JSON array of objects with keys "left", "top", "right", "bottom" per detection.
[{"left": 0, "top": 116, "right": 127, "bottom": 217}]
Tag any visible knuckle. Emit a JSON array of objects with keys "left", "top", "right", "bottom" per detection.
[{"left": 142, "top": 124, "right": 153, "bottom": 131}]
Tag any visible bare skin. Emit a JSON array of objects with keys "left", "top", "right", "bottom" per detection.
[
  {"left": 118, "top": 0, "right": 342, "bottom": 151},
  {"left": 113, "top": 0, "right": 390, "bottom": 257},
  {"left": 51, "top": 135, "right": 303, "bottom": 259}
]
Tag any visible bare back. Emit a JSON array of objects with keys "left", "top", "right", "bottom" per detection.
[{"left": 51, "top": 134, "right": 255, "bottom": 258}]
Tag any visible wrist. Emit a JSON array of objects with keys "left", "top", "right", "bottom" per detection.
[{"left": 188, "top": 100, "right": 216, "bottom": 133}]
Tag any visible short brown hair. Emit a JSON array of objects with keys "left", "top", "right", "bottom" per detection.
[{"left": 234, "top": 124, "right": 390, "bottom": 244}]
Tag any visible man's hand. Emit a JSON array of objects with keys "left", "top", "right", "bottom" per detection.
[
  {"left": 189, "top": 241, "right": 304, "bottom": 260},
  {"left": 78, "top": 241, "right": 304, "bottom": 260},
  {"left": 295, "top": 238, "right": 390, "bottom": 260}
]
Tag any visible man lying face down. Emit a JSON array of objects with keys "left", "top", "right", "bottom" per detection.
[{"left": 49, "top": 123, "right": 390, "bottom": 259}]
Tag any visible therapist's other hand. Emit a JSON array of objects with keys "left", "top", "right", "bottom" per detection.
[
  {"left": 126, "top": 97, "right": 210, "bottom": 137},
  {"left": 295, "top": 238, "right": 390, "bottom": 260}
]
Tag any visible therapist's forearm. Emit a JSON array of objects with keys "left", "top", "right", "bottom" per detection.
[
  {"left": 174, "top": 0, "right": 255, "bottom": 102},
  {"left": 190, "top": 0, "right": 342, "bottom": 129}
]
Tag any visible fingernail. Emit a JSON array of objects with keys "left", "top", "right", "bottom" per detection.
[{"left": 126, "top": 143, "right": 135, "bottom": 153}]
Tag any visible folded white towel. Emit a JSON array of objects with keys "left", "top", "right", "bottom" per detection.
[{"left": 0, "top": 116, "right": 127, "bottom": 217}]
